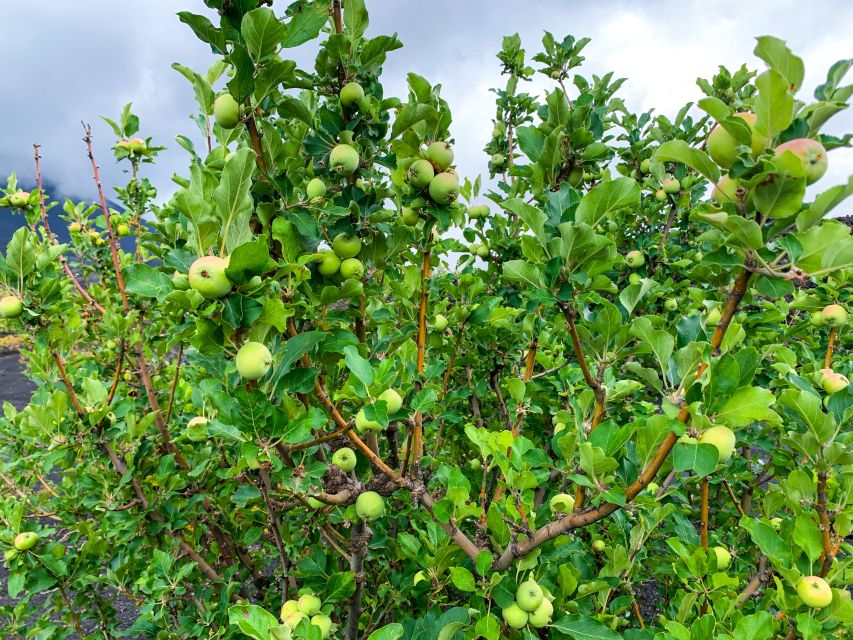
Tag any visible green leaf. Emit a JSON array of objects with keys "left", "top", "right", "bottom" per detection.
[
  {"left": 271, "top": 218, "right": 302, "bottom": 262},
  {"left": 324, "top": 571, "right": 356, "bottom": 603},
  {"left": 654, "top": 140, "right": 720, "bottom": 183},
  {"left": 216, "top": 148, "right": 257, "bottom": 255},
  {"left": 122, "top": 264, "right": 173, "bottom": 300},
  {"left": 277, "top": 96, "right": 314, "bottom": 128},
  {"left": 793, "top": 220, "right": 853, "bottom": 276},
  {"left": 550, "top": 614, "right": 624, "bottom": 639},
  {"left": 753, "top": 173, "right": 805, "bottom": 220},
  {"left": 723, "top": 215, "right": 765, "bottom": 250},
  {"left": 754, "top": 36, "right": 805, "bottom": 93},
  {"left": 281, "top": 2, "right": 328, "bottom": 49},
  {"left": 575, "top": 177, "right": 641, "bottom": 227},
  {"left": 280, "top": 331, "right": 325, "bottom": 376},
  {"left": 796, "top": 175, "right": 853, "bottom": 231},
  {"left": 673, "top": 442, "right": 719, "bottom": 477},
  {"left": 503, "top": 198, "right": 549, "bottom": 249},
  {"left": 228, "top": 604, "right": 279, "bottom": 640},
  {"left": 630, "top": 317, "right": 674, "bottom": 379},
  {"left": 715, "top": 387, "right": 779, "bottom": 427},
  {"left": 390, "top": 103, "right": 437, "bottom": 139},
  {"left": 474, "top": 614, "right": 501, "bottom": 640},
  {"left": 793, "top": 513, "right": 824, "bottom": 564},
  {"left": 241, "top": 7, "right": 286, "bottom": 62},
  {"left": 366, "top": 624, "right": 404, "bottom": 640},
  {"left": 343, "top": 345, "right": 373, "bottom": 391},
  {"left": 778, "top": 388, "right": 836, "bottom": 444},
  {"left": 448, "top": 566, "right": 476, "bottom": 592},
  {"left": 502, "top": 260, "right": 544, "bottom": 289},
  {"left": 225, "top": 237, "right": 270, "bottom": 284},
  {"left": 5, "top": 227, "right": 35, "bottom": 281},
  {"left": 753, "top": 70, "right": 794, "bottom": 141},
  {"left": 741, "top": 517, "right": 792, "bottom": 569},
  {"left": 177, "top": 12, "right": 226, "bottom": 53}
]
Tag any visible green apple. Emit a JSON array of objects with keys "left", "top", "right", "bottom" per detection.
[
  {"left": 664, "top": 298, "right": 677, "bottom": 312},
  {"left": 214, "top": 93, "right": 240, "bottom": 129},
  {"left": 712, "top": 546, "right": 731, "bottom": 569},
  {"left": 775, "top": 138, "right": 827, "bottom": 184},
  {"left": 567, "top": 166, "right": 584, "bottom": 187},
  {"left": 640, "top": 158, "right": 651, "bottom": 173},
  {"left": 706, "top": 307, "right": 722, "bottom": 327},
  {"left": 491, "top": 153, "right": 505, "bottom": 167},
  {"left": 592, "top": 539, "right": 606, "bottom": 553},
  {"left": 235, "top": 341, "right": 272, "bottom": 380},
  {"left": 172, "top": 271, "right": 190, "bottom": 290},
  {"left": 527, "top": 598, "right": 553, "bottom": 628},
  {"left": 8, "top": 190, "right": 30, "bottom": 207},
  {"left": 770, "top": 517, "right": 783, "bottom": 531},
  {"left": 282, "top": 611, "right": 306, "bottom": 627},
  {"left": 468, "top": 458, "right": 482, "bottom": 471},
  {"left": 407, "top": 159, "right": 435, "bottom": 189},
  {"left": 332, "top": 233, "right": 362, "bottom": 259},
  {"left": 711, "top": 175, "right": 742, "bottom": 205},
  {"left": 186, "top": 416, "right": 209, "bottom": 442},
  {"left": 432, "top": 314, "right": 448, "bottom": 332},
  {"left": 127, "top": 138, "right": 146, "bottom": 154},
  {"left": 428, "top": 172, "right": 459, "bottom": 205},
  {"left": 628, "top": 272, "right": 642, "bottom": 285},
  {"left": 550, "top": 493, "right": 575, "bottom": 514},
  {"left": 306, "top": 177, "right": 327, "bottom": 200},
  {"left": 425, "top": 141, "right": 454, "bottom": 171},
  {"left": 821, "top": 304, "right": 847, "bottom": 326},
  {"left": 69, "top": 221, "right": 82, "bottom": 233},
  {"left": 625, "top": 250, "right": 645, "bottom": 268},
  {"left": 355, "top": 491, "right": 385, "bottom": 521},
  {"left": 188, "top": 256, "right": 232, "bottom": 299},
  {"left": 502, "top": 602, "right": 528, "bottom": 629},
  {"left": 280, "top": 600, "right": 299, "bottom": 621},
  {"left": 810, "top": 311, "right": 827, "bottom": 327},
  {"left": 646, "top": 482, "right": 659, "bottom": 495},
  {"left": 699, "top": 426, "right": 736, "bottom": 462},
  {"left": 474, "top": 243, "right": 489, "bottom": 258},
  {"left": 13, "top": 531, "right": 39, "bottom": 551},
  {"left": 706, "top": 112, "right": 766, "bottom": 168},
  {"left": 655, "top": 188, "right": 667, "bottom": 202},
  {"left": 297, "top": 593, "right": 322, "bottom": 616},
  {"left": 317, "top": 251, "right": 341, "bottom": 277},
  {"left": 516, "top": 580, "right": 544, "bottom": 611},
  {"left": 339, "top": 258, "right": 365, "bottom": 280},
  {"left": 797, "top": 575, "right": 832, "bottom": 608},
  {"left": 0, "top": 295, "right": 23, "bottom": 318},
  {"left": 330, "top": 144, "right": 360, "bottom": 176},
  {"left": 4, "top": 548, "right": 18, "bottom": 562},
  {"left": 377, "top": 388, "right": 402, "bottom": 414},
  {"left": 332, "top": 447, "right": 357, "bottom": 472},
  {"left": 469, "top": 204, "right": 489, "bottom": 219},
  {"left": 819, "top": 368, "right": 848, "bottom": 394},
  {"left": 311, "top": 613, "right": 333, "bottom": 638},
  {"left": 340, "top": 81, "right": 365, "bottom": 107},
  {"left": 662, "top": 177, "right": 680, "bottom": 193},
  {"left": 401, "top": 207, "right": 419, "bottom": 226},
  {"left": 355, "top": 408, "right": 381, "bottom": 432},
  {"left": 117, "top": 223, "right": 131, "bottom": 236}
]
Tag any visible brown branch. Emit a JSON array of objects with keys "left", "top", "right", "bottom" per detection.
[
  {"left": 492, "top": 268, "right": 752, "bottom": 570},
  {"left": 824, "top": 327, "right": 836, "bottom": 368},
  {"left": 106, "top": 348, "right": 124, "bottom": 405},
  {"left": 700, "top": 478, "right": 709, "bottom": 550},
  {"left": 466, "top": 365, "right": 484, "bottom": 429},
  {"left": 722, "top": 480, "right": 746, "bottom": 517},
  {"left": 345, "top": 522, "right": 371, "bottom": 640},
  {"left": 736, "top": 555, "right": 770, "bottom": 606},
  {"left": 164, "top": 344, "right": 184, "bottom": 425},
  {"left": 258, "top": 468, "right": 296, "bottom": 598},
  {"left": 816, "top": 472, "right": 834, "bottom": 577},
  {"left": 411, "top": 246, "right": 431, "bottom": 475}
]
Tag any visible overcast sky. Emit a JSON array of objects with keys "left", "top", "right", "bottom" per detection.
[{"left": 1, "top": 0, "right": 851, "bottom": 205}]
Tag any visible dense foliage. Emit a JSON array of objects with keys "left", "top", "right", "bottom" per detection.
[{"left": 0, "top": 1, "right": 851, "bottom": 639}]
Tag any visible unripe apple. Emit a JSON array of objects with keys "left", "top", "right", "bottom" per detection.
[
  {"left": 797, "top": 575, "right": 833, "bottom": 608},
  {"left": 280, "top": 600, "right": 299, "bottom": 621},
  {"left": 527, "top": 597, "right": 553, "bottom": 628},
  {"left": 127, "top": 138, "right": 146, "bottom": 154},
  {"left": 186, "top": 416, "right": 209, "bottom": 442},
  {"left": 821, "top": 304, "right": 847, "bottom": 326},
  {"left": 625, "top": 250, "right": 645, "bottom": 268},
  {"left": 339, "top": 258, "right": 365, "bottom": 280},
  {"left": 235, "top": 341, "right": 272, "bottom": 380},
  {"left": 662, "top": 177, "right": 680, "bottom": 193},
  {"left": 706, "top": 307, "right": 722, "bottom": 327},
  {"left": 332, "top": 233, "right": 362, "bottom": 259},
  {"left": 818, "top": 368, "right": 849, "bottom": 394},
  {"left": 699, "top": 426, "right": 736, "bottom": 462},
  {"left": 468, "top": 204, "right": 489, "bottom": 219},
  {"left": 706, "top": 113, "right": 765, "bottom": 168},
  {"left": 474, "top": 243, "right": 489, "bottom": 258},
  {"left": 655, "top": 189, "right": 667, "bottom": 202},
  {"left": 516, "top": 580, "right": 544, "bottom": 612},
  {"left": 468, "top": 458, "right": 482, "bottom": 471},
  {"left": 711, "top": 175, "right": 742, "bottom": 204},
  {"left": 502, "top": 602, "right": 528, "bottom": 629},
  {"left": 306, "top": 177, "right": 327, "bottom": 200},
  {"left": 355, "top": 491, "right": 385, "bottom": 521},
  {"left": 340, "top": 81, "right": 365, "bottom": 107},
  {"left": 282, "top": 611, "right": 306, "bottom": 627},
  {"left": 809, "top": 311, "right": 827, "bottom": 327},
  {"left": 407, "top": 159, "right": 435, "bottom": 189},
  {"left": 355, "top": 408, "right": 381, "bottom": 432},
  {"left": 311, "top": 613, "right": 333, "bottom": 638},
  {"left": 664, "top": 298, "right": 677, "bottom": 312},
  {"left": 332, "top": 447, "right": 357, "bottom": 472},
  {"left": 628, "top": 272, "right": 642, "bottom": 285},
  {"left": 428, "top": 172, "right": 460, "bottom": 205},
  {"left": 69, "top": 221, "right": 82, "bottom": 233},
  {"left": 297, "top": 593, "right": 322, "bottom": 616},
  {"left": 188, "top": 256, "right": 232, "bottom": 299},
  {"left": 425, "top": 141, "right": 454, "bottom": 171},
  {"left": 401, "top": 207, "right": 419, "bottom": 225},
  {"left": 592, "top": 539, "right": 606, "bottom": 553},
  {"left": 712, "top": 546, "right": 731, "bottom": 570},
  {"left": 432, "top": 314, "right": 448, "bottom": 332},
  {"left": 0, "top": 296, "right": 23, "bottom": 319},
  {"left": 567, "top": 166, "right": 584, "bottom": 187},
  {"left": 8, "top": 190, "right": 30, "bottom": 207},
  {"left": 769, "top": 517, "right": 782, "bottom": 531},
  {"left": 775, "top": 138, "right": 827, "bottom": 184},
  {"left": 213, "top": 93, "right": 240, "bottom": 129},
  {"left": 317, "top": 251, "right": 341, "bottom": 276},
  {"left": 329, "top": 144, "right": 360, "bottom": 176},
  {"left": 646, "top": 482, "right": 659, "bottom": 495},
  {"left": 640, "top": 158, "right": 651, "bottom": 173},
  {"left": 117, "top": 223, "right": 131, "bottom": 236},
  {"left": 13, "top": 531, "right": 39, "bottom": 551},
  {"left": 172, "top": 271, "right": 190, "bottom": 290},
  {"left": 4, "top": 548, "right": 18, "bottom": 562},
  {"left": 377, "top": 388, "right": 403, "bottom": 414},
  {"left": 550, "top": 493, "right": 575, "bottom": 514},
  {"left": 491, "top": 153, "right": 505, "bottom": 167}
]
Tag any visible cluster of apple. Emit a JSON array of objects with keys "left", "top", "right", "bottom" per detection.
[
  {"left": 354, "top": 388, "right": 403, "bottom": 433},
  {"left": 279, "top": 592, "right": 333, "bottom": 638},
  {"left": 398, "top": 141, "right": 460, "bottom": 227},
  {"left": 707, "top": 112, "right": 828, "bottom": 206},
  {"left": 1, "top": 189, "right": 30, "bottom": 208},
  {"left": 315, "top": 233, "right": 365, "bottom": 280},
  {"left": 501, "top": 578, "right": 555, "bottom": 629},
  {"left": 115, "top": 137, "right": 147, "bottom": 156}
]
